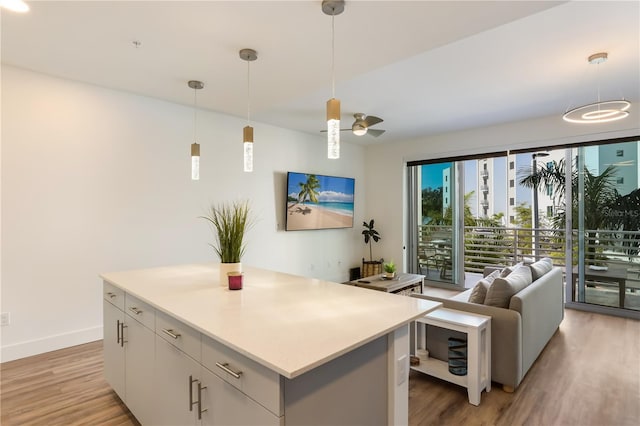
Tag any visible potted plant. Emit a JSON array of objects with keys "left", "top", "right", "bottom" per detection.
[
  {"left": 201, "top": 200, "right": 252, "bottom": 284},
  {"left": 383, "top": 261, "right": 397, "bottom": 279},
  {"left": 362, "top": 219, "right": 383, "bottom": 277}
]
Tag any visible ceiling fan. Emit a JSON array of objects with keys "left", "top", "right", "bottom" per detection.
[{"left": 321, "top": 113, "right": 386, "bottom": 137}]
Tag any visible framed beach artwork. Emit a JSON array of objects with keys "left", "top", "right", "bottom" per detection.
[{"left": 285, "top": 172, "right": 355, "bottom": 231}]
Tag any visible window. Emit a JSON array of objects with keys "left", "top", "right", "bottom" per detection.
[
  {"left": 547, "top": 206, "right": 553, "bottom": 216},
  {"left": 509, "top": 161, "right": 514, "bottom": 170},
  {"left": 509, "top": 179, "right": 514, "bottom": 188},
  {"left": 616, "top": 150, "right": 624, "bottom": 157},
  {"left": 509, "top": 197, "right": 514, "bottom": 206},
  {"left": 546, "top": 184, "right": 553, "bottom": 196},
  {"left": 483, "top": 163, "right": 487, "bottom": 170},
  {"left": 509, "top": 215, "right": 515, "bottom": 223},
  {"left": 617, "top": 177, "right": 624, "bottom": 184}
]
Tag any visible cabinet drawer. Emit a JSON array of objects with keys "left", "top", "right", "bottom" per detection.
[
  {"left": 201, "top": 335, "right": 283, "bottom": 416},
  {"left": 124, "top": 293, "right": 155, "bottom": 330},
  {"left": 155, "top": 310, "right": 201, "bottom": 362},
  {"left": 103, "top": 282, "right": 124, "bottom": 311}
]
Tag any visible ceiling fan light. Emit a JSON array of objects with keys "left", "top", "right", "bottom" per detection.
[{"left": 352, "top": 123, "right": 367, "bottom": 136}]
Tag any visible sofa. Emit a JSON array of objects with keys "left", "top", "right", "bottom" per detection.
[{"left": 412, "top": 258, "right": 564, "bottom": 391}]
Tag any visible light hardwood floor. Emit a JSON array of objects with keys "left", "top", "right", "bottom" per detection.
[{"left": 1, "top": 309, "right": 638, "bottom": 425}]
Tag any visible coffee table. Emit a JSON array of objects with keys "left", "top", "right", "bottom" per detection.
[{"left": 350, "top": 273, "right": 424, "bottom": 295}]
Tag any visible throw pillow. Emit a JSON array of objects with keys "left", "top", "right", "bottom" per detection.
[
  {"left": 529, "top": 257, "right": 553, "bottom": 281},
  {"left": 484, "top": 264, "right": 533, "bottom": 308},
  {"left": 499, "top": 261, "right": 523, "bottom": 278},
  {"left": 468, "top": 269, "right": 501, "bottom": 304}
]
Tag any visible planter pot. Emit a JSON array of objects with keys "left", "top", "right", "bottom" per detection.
[
  {"left": 384, "top": 272, "right": 396, "bottom": 279},
  {"left": 219, "top": 262, "right": 242, "bottom": 285}
]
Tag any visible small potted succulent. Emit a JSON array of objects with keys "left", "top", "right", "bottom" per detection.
[{"left": 383, "top": 260, "right": 397, "bottom": 279}]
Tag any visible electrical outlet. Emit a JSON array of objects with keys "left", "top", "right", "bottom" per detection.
[{"left": 1, "top": 312, "right": 10, "bottom": 326}]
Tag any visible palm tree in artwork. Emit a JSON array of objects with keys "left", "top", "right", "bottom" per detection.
[{"left": 298, "top": 174, "right": 321, "bottom": 205}]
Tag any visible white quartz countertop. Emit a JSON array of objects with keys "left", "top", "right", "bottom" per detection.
[{"left": 100, "top": 263, "right": 441, "bottom": 379}]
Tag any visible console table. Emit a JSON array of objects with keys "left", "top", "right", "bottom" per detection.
[
  {"left": 350, "top": 273, "right": 425, "bottom": 295},
  {"left": 412, "top": 308, "right": 491, "bottom": 406}
]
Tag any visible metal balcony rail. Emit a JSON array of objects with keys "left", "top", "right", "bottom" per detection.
[{"left": 418, "top": 225, "right": 640, "bottom": 275}]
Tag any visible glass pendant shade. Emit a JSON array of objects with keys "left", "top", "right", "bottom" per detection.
[
  {"left": 191, "top": 142, "right": 200, "bottom": 180},
  {"left": 327, "top": 98, "right": 340, "bottom": 159},
  {"left": 1, "top": 0, "right": 30, "bottom": 12},
  {"left": 243, "top": 125, "right": 254, "bottom": 172}
]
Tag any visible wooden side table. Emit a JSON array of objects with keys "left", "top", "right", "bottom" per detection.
[{"left": 412, "top": 308, "right": 491, "bottom": 406}]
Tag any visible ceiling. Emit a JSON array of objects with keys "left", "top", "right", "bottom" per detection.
[{"left": 2, "top": 1, "right": 639, "bottom": 144}]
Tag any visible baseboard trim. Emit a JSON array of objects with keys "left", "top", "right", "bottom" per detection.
[{"left": 0, "top": 326, "right": 103, "bottom": 363}]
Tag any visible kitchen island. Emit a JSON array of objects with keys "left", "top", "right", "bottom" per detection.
[{"left": 101, "top": 263, "right": 441, "bottom": 425}]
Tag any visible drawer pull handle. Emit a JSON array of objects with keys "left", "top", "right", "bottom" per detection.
[
  {"left": 215, "top": 362, "right": 242, "bottom": 379},
  {"left": 162, "top": 328, "right": 181, "bottom": 339},
  {"left": 107, "top": 292, "right": 117, "bottom": 299},
  {"left": 128, "top": 307, "right": 143, "bottom": 315},
  {"left": 197, "top": 381, "right": 208, "bottom": 420},
  {"left": 189, "top": 375, "right": 197, "bottom": 412}
]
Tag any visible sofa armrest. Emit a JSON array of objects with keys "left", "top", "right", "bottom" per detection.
[
  {"left": 509, "top": 267, "right": 564, "bottom": 375},
  {"left": 412, "top": 293, "right": 523, "bottom": 388}
]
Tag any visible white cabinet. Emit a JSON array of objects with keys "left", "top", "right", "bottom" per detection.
[
  {"left": 200, "top": 367, "right": 281, "bottom": 426},
  {"left": 102, "top": 284, "right": 156, "bottom": 424},
  {"left": 124, "top": 313, "right": 155, "bottom": 425},
  {"left": 103, "top": 299, "right": 125, "bottom": 399},
  {"left": 153, "top": 316, "right": 282, "bottom": 426},
  {"left": 154, "top": 335, "right": 201, "bottom": 426}
]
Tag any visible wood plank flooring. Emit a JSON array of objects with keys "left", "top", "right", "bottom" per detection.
[{"left": 1, "top": 309, "right": 638, "bottom": 425}]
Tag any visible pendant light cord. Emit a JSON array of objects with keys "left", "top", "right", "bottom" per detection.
[
  {"left": 247, "top": 60, "right": 251, "bottom": 124},
  {"left": 193, "top": 88, "right": 198, "bottom": 142},
  {"left": 331, "top": 14, "right": 336, "bottom": 99}
]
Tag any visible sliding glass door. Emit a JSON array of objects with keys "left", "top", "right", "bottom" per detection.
[{"left": 573, "top": 141, "right": 640, "bottom": 313}]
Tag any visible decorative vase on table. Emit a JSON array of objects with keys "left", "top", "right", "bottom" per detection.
[
  {"left": 219, "top": 262, "right": 242, "bottom": 285},
  {"left": 200, "top": 200, "right": 252, "bottom": 289}
]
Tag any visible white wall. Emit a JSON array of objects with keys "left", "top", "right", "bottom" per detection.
[
  {"left": 0, "top": 66, "right": 367, "bottom": 362},
  {"left": 365, "top": 110, "right": 640, "bottom": 272}
]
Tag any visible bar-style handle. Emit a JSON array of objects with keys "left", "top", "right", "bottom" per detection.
[
  {"left": 197, "top": 381, "right": 208, "bottom": 420},
  {"left": 128, "top": 306, "right": 143, "bottom": 315},
  {"left": 116, "top": 319, "right": 121, "bottom": 344},
  {"left": 189, "top": 375, "right": 197, "bottom": 411},
  {"left": 215, "top": 362, "right": 243, "bottom": 379},
  {"left": 120, "top": 322, "right": 127, "bottom": 347},
  {"left": 162, "top": 328, "right": 181, "bottom": 340}
]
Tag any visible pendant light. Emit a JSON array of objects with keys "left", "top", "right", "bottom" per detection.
[
  {"left": 322, "top": 0, "right": 344, "bottom": 159},
  {"left": 563, "top": 52, "right": 630, "bottom": 124},
  {"left": 240, "top": 49, "right": 258, "bottom": 172},
  {"left": 188, "top": 80, "right": 204, "bottom": 180},
  {"left": 0, "top": 0, "right": 30, "bottom": 13}
]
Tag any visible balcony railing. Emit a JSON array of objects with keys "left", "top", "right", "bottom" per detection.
[{"left": 418, "top": 225, "right": 640, "bottom": 274}]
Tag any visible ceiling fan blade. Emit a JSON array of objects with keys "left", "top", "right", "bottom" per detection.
[
  {"left": 367, "top": 128, "right": 386, "bottom": 137},
  {"left": 319, "top": 129, "right": 352, "bottom": 133},
  {"left": 363, "top": 115, "right": 383, "bottom": 127}
]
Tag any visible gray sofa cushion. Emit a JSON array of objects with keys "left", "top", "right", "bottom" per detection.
[
  {"left": 529, "top": 257, "right": 553, "bottom": 281},
  {"left": 468, "top": 269, "right": 501, "bottom": 304},
  {"left": 484, "top": 264, "right": 533, "bottom": 308}
]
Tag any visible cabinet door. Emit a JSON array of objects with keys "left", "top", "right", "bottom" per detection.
[
  {"left": 124, "top": 317, "right": 156, "bottom": 425},
  {"left": 154, "top": 335, "right": 200, "bottom": 426},
  {"left": 200, "top": 367, "right": 281, "bottom": 426},
  {"left": 103, "top": 300, "right": 125, "bottom": 400}
]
